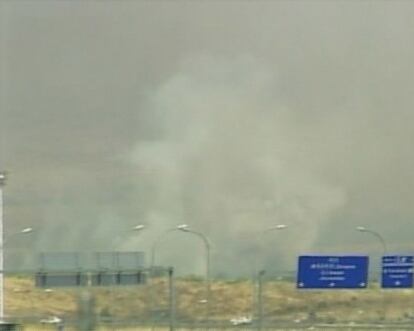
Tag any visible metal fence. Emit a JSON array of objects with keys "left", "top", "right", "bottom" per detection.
[
  {"left": 5, "top": 269, "right": 414, "bottom": 331},
  {"left": 11, "top": 325, "right": 414, "bottom": 331}
]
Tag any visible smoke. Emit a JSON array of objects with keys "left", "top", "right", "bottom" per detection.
[
  {"left": 3, "top": 1, "right": 414, "bottom": 276},
  {"left": 120, "top": 55, "right": 347, "bottom": 275}
]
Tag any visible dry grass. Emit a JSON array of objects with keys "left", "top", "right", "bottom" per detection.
[{"left": 5, "top": 276, "right": 414, "bottom": 323}]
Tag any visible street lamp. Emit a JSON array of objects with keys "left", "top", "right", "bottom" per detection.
[
  {"left": 4, "top": 227, "right": 33, "bottom": 244},
  {"left": 1, "top": 171, "right": 35, "bottom": 321},
  {"left": 130, "top": 224, "right": 146, "bottom": 271},
  {"left": 149, "top": 225, "right": 192, "bottom": 330},
  {"left": 268, "top": 224, "right": 287, "bottom": 231},
  {"left": 20, "top": 227, "right": 33, "bottom": 235},
  {"left": 175, "top": 224, "right": 210, "bottom": 286},
  {"left": 176, "top": 224, "right": 211, "bottom": 324},
  {"left": 0, "top": 227, "right": 34, "bottom": 321},
  {"left": 255, "top": 224, "right": 288, "bottom": 273},
  {"left": 176, "top": 224, "right": 189, "bottom": 231},
  {"left": 132, "top": 224, "right": 146, "bottom": 232},
  {"left": 356, "top": 226, "right": 387, "bottom": 255},
  {"left": 150, "top": 224, "right": 209, "bottom": 269},
  {"left": 356, "top": 226, "right": 387, "bottom": 319}
]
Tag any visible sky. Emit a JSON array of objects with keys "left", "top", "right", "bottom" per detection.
[{"left": 1, "top": 0, "right": 414, "bottom": 276}]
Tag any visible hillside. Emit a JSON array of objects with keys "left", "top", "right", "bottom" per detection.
[{"left": 5, "top": 276, "right": 414, "bottom": 324}]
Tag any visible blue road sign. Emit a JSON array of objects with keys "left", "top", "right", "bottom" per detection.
[
  {"left": 297, "top": 255, "right": 369, "bottom": 289},
  {"left": 382, "top": 255, "right": 413, "bottom": 289}
]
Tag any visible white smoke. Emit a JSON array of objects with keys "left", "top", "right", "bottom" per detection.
[{"left": 123, "top": 55, "right": 347, "bottom": 275}]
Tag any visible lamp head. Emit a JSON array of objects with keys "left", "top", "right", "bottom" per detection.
[
  {"left": 177, "top": 224, "right": 189, "bottom": 231},
  {"left": 267, "top": 224, "right": 288, "bottom": 231},
  {"left": 132, "top": 224, "right": 145, "bottom": 232},
  {"left": 21, "top": 227, "right": 33, "bottom": 234},
  {"left": 356, "top": 226, "right": 367, "bottom": 232}
]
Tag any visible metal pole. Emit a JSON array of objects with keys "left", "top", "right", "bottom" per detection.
[
  {"left": 149, "top": 236, "right": 162, "bottom": 330},
  {"left": 206, "top": 238, "right": 210, "bottom": 323},
  {"left": 253, "top": 233, "right": 264, "bottom": 322},
  {"left": 356, "top": 227, "right": 388, "bottom": 320},
  {"left": 363, "top": 229, "right": 387, "bottom": 320},
  {"left": 168, "top": 267, "right": 175, "bottom": 331},
  {"left": 0, "top": 2, "right": 9, "bottom": 321},
  {"left": 193, "top": 231, "right": 210, "bottom": 324},
  {"left": 365, "top": 230, "right": 387, "bottom": 256},
  {"left": 0, "top": 172, "right": 5, "bottom": 322},
  {"left": 253, "top": 225, "right": 287, "bottom": 324},
  {"left": 257, "top": 270, "right": 265, "bottom": 331},
  {"left": 149, "top": 229, "right": 179, "bottom": 329},
  {"left": 356, "top": 226, "right": 387, "bottom": 256},
  {"left": 179, "top": 229, "right": 211, "bottom": 325},
  {"left": 152, "top": 226, "right": 211, "bottom": 326}
]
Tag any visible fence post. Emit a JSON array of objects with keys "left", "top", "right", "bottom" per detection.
[
  {"left": 168, "top": 267, "right": 175, "bottom": 331},
  {"left": 257, "top": 270, "right": 265, "bottom": 331}
]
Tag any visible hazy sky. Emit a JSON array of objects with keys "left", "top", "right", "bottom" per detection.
[{"left": 1, "top": 1, "right": 414, "bottom": 275}]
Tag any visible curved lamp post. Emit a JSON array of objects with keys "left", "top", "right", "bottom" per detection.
[
  {"left": 149, "top": 225, "right": 196, "bottom": 330},
  {"left": 0, "top": 226, "right": 34, "bottom": 321},
  {"left": 255, "top": 224, "right": 288, "bottom": 274},
  {"left": 176, "top": 224, "right": 211, "bottom": 324},
  {"left": 151, "top": 224, "right": 211, "bottom": 289},
  {"left": 176, "top": 225, "right": 211, "bottom": 288},
  {"left": 356, "top": 226, "right": 388, "bottom": 319},
  {"left": 356, "top": 226, "right": 387, "bottom": 255},
  {"left": 131, "top": 223, "right": 147, "bottom": 273}
]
